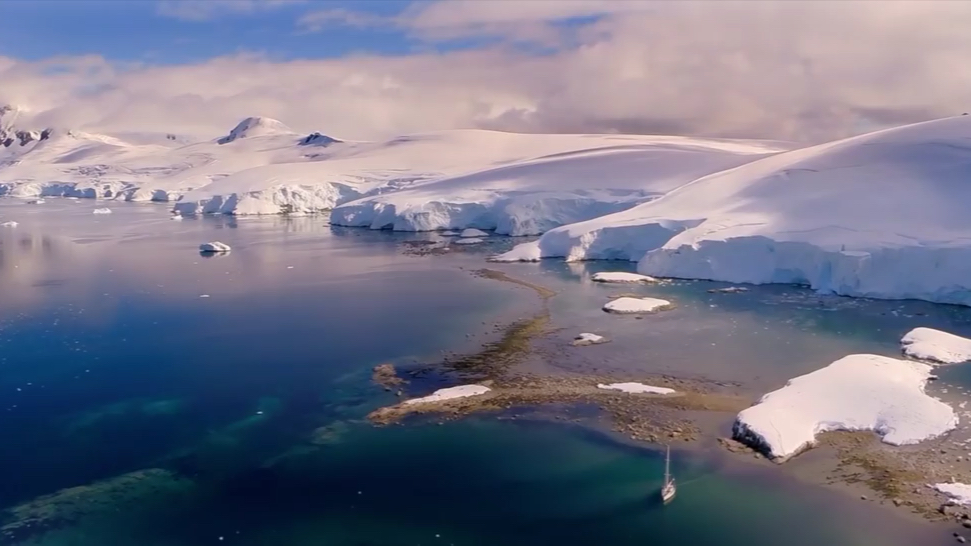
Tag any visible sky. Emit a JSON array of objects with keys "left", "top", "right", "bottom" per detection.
[{"left": 1, "top": 0, "right": 970, "bottom": 142}]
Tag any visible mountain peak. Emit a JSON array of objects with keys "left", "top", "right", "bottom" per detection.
[
  {"left": 0, "top": 105, "right": 54, "bottom": 148},
  {"left": 217, "top": 117, "right": 292, "bottom": 144},
  {"left": 299, "top": 131, "right": 341, "bottom": 147}
]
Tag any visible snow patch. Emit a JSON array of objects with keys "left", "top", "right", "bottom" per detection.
[
  {"left": 591, "top": 271, "right": 658, "bottom": 284},
  {"left": 403, "top": 385, "right": 491, "bottom": 406},
  {"left": 935, "top": 482, "right": 971, "bottom": 505},
  {"left": 597, "top": 382, "right": 675, "bottom": 395},
  {"left": 602, "top": 297, "right": 672, "bottom": 314},
  {"left": 572, "top": 333, "right": 608, "bottom": 346},
  {"left": 901, "top": 327, "right": 971, "bottom": 365},
  {"left": 732, "top": 354, "right": 957, "bottom": 462}
]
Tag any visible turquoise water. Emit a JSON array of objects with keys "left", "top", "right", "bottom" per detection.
[
  {"left": 0, "top": 200, "right": 943, "bottom": 545},
  {"left": 500, "top": 259, "right": 971, "bottom": 389}
]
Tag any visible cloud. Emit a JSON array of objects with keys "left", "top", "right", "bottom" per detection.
[
  {"left": 296, "top": 8, "right": 390, "bottom": 33},
  {"left": 6, "top": 1, "right": 971, "bottom": 143},
  {"left": 156, "top": 0, "right": 305, "bottom": 22}
]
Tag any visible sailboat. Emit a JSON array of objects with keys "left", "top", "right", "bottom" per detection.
[{"left": 660, "top": 444, "right": 676, "bottom": 504}]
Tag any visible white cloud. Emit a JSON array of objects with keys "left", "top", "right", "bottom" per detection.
[
  {"left": 5, "top": 1, "right": 971, "bottom": 143},
  {"left": 296, "top": 8, "right": 390, "bottom": 33},
  {"left": 156, "top": 0, "right": 305, "bottom": 22}
]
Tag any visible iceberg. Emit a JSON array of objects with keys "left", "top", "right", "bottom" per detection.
[
  {"left": 0, "top": 220, "right": 17, "bottom": 227},
  {"left": 497, "top": 116, "right": 971, "bottom": 306},
  {"left": 460, "top": 228, "right": 489, "bottom": 238},
  {"left": 732, "top": 354, "right": 957, "bottom": 462},
  {"left": 597, "top": 382, "right": 675, "bottom": 394},
  {"left": 199, "top": 241, "right": 231, "bottom": 253},
  {"left": 591, "top": 272, "right": 658, "bottom": 284},
  {"left": 403, "top": 385, "right": 491, "bottom": 406},
  {"left": 92, "top": 208, "right": 112, "bottom": 214},
  {"left": 602, "top": 297, "right": 672, "bottom": 314},
  {"left": 901, "top": 327, "right": 971, "bottom": 365},
  {"left": 452, "top": 237, "right": 484, "bottom": 245}
]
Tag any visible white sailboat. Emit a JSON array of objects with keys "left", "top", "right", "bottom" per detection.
[{"left": 660, "top": 444, "right": 676, "bottom": 504}]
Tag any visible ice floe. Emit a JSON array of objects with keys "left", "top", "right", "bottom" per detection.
[
  {"left": 602, "top": 297, "right": 672, "bottom": 314},
  {"left": 901, "top": 327, "right": 971, "bottom": 365},
  {"left": 591, "top": 272, "right": 658, "bottom": 284},
  {"left": 199, "top": 241, "right": 232, "bottom": 253}
]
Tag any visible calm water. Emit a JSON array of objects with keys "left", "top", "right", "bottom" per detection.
[{"left": 0, "top": 200, "right": 947, "bottom": 545}]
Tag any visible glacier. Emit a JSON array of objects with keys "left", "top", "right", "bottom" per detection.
[{"left": 497, "top": 115, "right": 971, "bottom": 306}]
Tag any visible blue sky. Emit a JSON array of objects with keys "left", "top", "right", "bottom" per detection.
[{"left": 0, "top": 0, "right": 421, "bottom": 63}]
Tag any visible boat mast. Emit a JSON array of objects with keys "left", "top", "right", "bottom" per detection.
[{"left": 664, "top": 445, "right": 670, "bottom": 484}]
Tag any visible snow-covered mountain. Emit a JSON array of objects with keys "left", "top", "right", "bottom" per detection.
[
  {"left": 0, "top": 115, "right": 785, "bottom": 222},
  {"left": 498, "top": 115, "right": 971, "bottom": 306},
  {"left": 0, "top": 105, "right": 54, "bottom": 149},
  {"left": 5, "top": 110, "right": 971, "bottom": 305}
]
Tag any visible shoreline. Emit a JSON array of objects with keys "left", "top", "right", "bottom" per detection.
[{"left": 374, "top": 256, "right": 971, "bottom": 539}]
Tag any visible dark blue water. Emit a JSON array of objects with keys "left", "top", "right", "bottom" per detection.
[{"left": 0, "top": 200, "right": 944, "bottom": 545}]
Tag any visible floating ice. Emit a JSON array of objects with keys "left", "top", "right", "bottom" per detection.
[
  {"left": 602, "top": 297, "right": 672, "bottom": 314},
  {"left": 199, "top": 241, "right": 232, "bottom": 253},
  {"left": 591, "top": 272, "right": 658, "bottom": 284},
  {"left": 901, "top": 327, "right": 971, "bottom": 365}
]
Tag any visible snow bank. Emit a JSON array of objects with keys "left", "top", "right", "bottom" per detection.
[
  {"left": 591, "top": 272, "right": 658, "bottom": 284},
  {"left": 597, "top": 382, "right": 675, "bottom": 395},
  {"left": 603, "top": 297, "right": 672, "bottom": 314},
  {"left": 452, "top": 237, "right": 483, "bottom": 245},
  {"left": 572, "top": 333, "right": 608, "bottom": 346},
  {"left": 497, "top": 116, "right": 971, "bottom": 307},
  {"left": 901, "top": 327, "right": 971, "bottom": 365},
  {"left": 199, "top": 241, "right": 231, "bottom": 253},
  {"left": 732, "top": 354, "right": 957, "bottom": 462},
  {"left": 460, "top": 228, "right": 489, "bottom": 238},
  {"left": 934, "top": 483, "right": 971, "bottom": 505},
  {"left": 403, "top": 385, "right": 491, "bottom": 406},
  {"left": 331, "top": 136, "right": 780, "bottom": 235},
  {"left": 92, "top": 208, "right": 111, "bottom": 214}
]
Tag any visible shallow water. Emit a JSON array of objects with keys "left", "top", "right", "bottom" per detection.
[
  {"left": 494, "top": 259, "right": 971, "bottom": 391},
  {"left": 0, "top": 199, "right": 949, "bottom": 545}
]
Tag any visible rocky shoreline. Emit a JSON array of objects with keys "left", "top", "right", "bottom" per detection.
[{"left": 378, "top": 253, "right": 971, "bottom": 540}]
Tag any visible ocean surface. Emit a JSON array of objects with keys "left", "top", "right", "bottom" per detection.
[{"left": 0, "top": 199, "right": 949, "bottom": 545}]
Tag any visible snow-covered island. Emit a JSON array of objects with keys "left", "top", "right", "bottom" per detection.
[
  {"left": 403, "top": 385, "right": 491, "bottom": 406},
  {"left": 597, "top": 382, "right": 675, "bottom": 395},
  {"left": 602, "top": 297, "right": 673, "bottom": 314},
  {"left": 901, "top": 327, "right": 971, "bottom": 365},
  {"left": 732, "top": 354, "right": 957, "bottom": 462}
]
